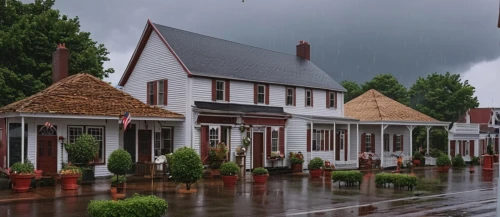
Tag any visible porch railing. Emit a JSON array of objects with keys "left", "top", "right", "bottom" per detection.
[
  {"left": 451, "top": 123, "right": 480, "bottom": 134},
  {"left": 383, "top": 157, "right": 397, "bottom": 167},
  {"left": 334, "top": 161, "right": 357, "bottom": 170},
  {"left": 424, "top": 157, "right": 436, "bottom": 166}
]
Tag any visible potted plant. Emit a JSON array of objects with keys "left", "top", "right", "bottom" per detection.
[
  {"left": 323, "top": 161, "right": 334, "bottom": 177},
  {"left": 9, "top": 161, "right": 35, "bottom": 193},
  {"left": 452, "top": 155, "right": 466, "bottom": 168},
  {"left": 482, "top": 142, "right": 495, "bottom": 171},
  {"left": 111, "top": 175, "right": 126, "bottom": 199},
  {"left": 208, "top": 142, "right": 228, "bottom": 177},
  {"left": 220, "top": 161, "right": 240, "bottom": 187},
  {"left": 64, "top": 134, "right": 99, "bottom": 182},
  {"left": 60, "top": 164, "right": 82, "bottom": 190},
  {"left": 252, "top": 167, "right": 269, "bottom": 184},
  {"left": 436, "top": 154, "right": 451, "bottom": 172},
  {"left": 107, "top": 149, "right": 133, "bottom": 197},
  {"left": 413, "top": 152, "right": 424, "bottom": 167},
  {"left": 308, "top": 157, "right": 324, "bottom": 178},
  {"left": 171, "top": 147, "right": 204, "bottom": 193},
  {"left": 289, "top": 152, "right": 304, "bottom": 173}
]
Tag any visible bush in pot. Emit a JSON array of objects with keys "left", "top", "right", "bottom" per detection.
[
  {"left": 220, "top": 161, "right": 240, "bottom": 187},
  {"left": 111, "top": 175, "right": 126, "bottom": 198},
  {"left": 452, "top": 155, "right": 466, "bottom": 168},
  {"left": 88, "top": 194, "right": 168, "bottom": 217},
  {"left": 170, "top": 147, "right": 203, "bottom": 191},
  {"left": 64, "top": 134, "right": 99, "bottom": 182},
  {"left": 252, "top": 167, "right": 269, "bottom": 184},
  {"left": 289, "top": 152, "right": 304, "bottom": 173},
  {"left": 10, "top": 161, "right": 35, "bottom": 192},
  {"left": 60, "top": 164, "right": 82, "bottom": 190},
  {"left": 436, "top": 154, "right": 451, "bottom": 172},
  {"left": 308, "top": 157, "right": 324, "bottom": 178},
  {"left": 107, "top": 149, "right": 133, "bottom": 195},
  {"left": 413, "top": 152, "right": 424, "bottom": 166},
  {"left": 208, "top": 142, "right": 228, "bottom": 176}
]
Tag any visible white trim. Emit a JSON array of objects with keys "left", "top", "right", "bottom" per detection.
[
  {"left": 358, "top": 120, "right": 450, "bottom": 126},
  {"left": 0, "top": 113, "right": 184, "bottom": 121},
  {"left": 21, "top": 117, "right": 24, "bottom": 163},
  {"left": 305, "top": 89, "right": 312, "bottom": 107}
]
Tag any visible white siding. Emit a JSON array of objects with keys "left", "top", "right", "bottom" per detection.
[
  {"left": 192, "top": 77, "right": 344, "bottom": 117},
  {"left": 193, "top": 127, "right": 200, "bottom": 155},
  {"left": 286, "top": 118, "right": 308, "bottom": 168},
  {"left": 349, "top": 124, "right": 359, "bottom": 161},
  {"left": 230, "top": 127, "right": 242, "bottom": 162}
]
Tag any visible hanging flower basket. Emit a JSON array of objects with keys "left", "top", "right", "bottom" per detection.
[
  {"left": 243, "top": 136, "right": 251, "bottom": 147},
  {"left": 239, "top": 125, "right": 246, "bottom": 133}
]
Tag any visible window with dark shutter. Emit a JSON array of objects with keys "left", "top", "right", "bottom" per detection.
[
  {"left": 286, "top": 87, "right": 294, "bottom": 106},
  {"left": 147, "top": 82, "right": 154, "bottom": 105},
  {"left": 216, "top": 80, "right": 225, "bottom": 101},
  {"left": 305, "top": 89, "right": 312, "bottom": 107},
  {"left": 329, "top": 92, "right": 335, "bottom": 108},
  {"left": 158, "top": 80, "right": 164, "bottom": 105},
  {"left": 257, "top": 84, "right": 265, "bottom": 104}
]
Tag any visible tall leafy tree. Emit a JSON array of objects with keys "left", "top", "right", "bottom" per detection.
[
  {"left": 0, "top": 0, "right": 114, "bottom": 106},
  {"left": 340, "top": 80, "right": 362, "bottom": 103},
  {"left": 409, "top": 72, "right": 479, "bottom": 151},
  {"left": 360, "top": 74, "right": 409, "bottom": 105}
]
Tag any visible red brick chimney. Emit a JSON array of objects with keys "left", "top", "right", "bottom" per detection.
[
  {"left": 296, "top": 40, "right": 310, "bottom": 60},
  {"left": 52, "top": 43, "right": 69, "bottom": 84}
]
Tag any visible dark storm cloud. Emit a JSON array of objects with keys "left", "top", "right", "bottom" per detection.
[{"left": 48, "top": 0, "right": 500, "bottom": 87}]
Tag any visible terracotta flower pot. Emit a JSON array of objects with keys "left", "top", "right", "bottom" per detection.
[
  {"left": 412, "top": 159, "right": 420, "bottom": 167},
  {"left": 12, "top": 174, "right": 34, "bottom": 193},
  {"left": 437, "top": 166, "right": 450, "bottom": 173},
  {"left": 292, "top": 164, "right": 303, "bottom": 173},
  {"left": 482, "top": 155, "right": 493, "bottom": 171},
  {"left": 61, "top": 174, "right": 80, "bottom": 190},
  {"left": 323, "top": 168, "right": 334, "bottom": 178},
  {"left": 110, "top": 186, "right": 117, "bottom": 196},
  {"left": 221, "top": 175, "right": 238, "bottom": 187},
  {"left": 117, "top": 183, "right": 127, "bottom": 194},
  {"left": 253, "top": 175, "right": 268, "bottom": 184},
  {"left": 309, "top": 169, "right": 322, "bottom": 178},
  {"left": 211, "top": 169, "right": 221, "bottom": 177}
]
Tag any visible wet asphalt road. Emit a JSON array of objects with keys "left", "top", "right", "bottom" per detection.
[{"left": 0, "top": 165, "right": 498, "bottom": 217}]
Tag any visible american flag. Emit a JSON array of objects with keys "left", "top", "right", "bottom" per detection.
[{"left": 122, "top": 112, "right": 131, "bottom": 131}]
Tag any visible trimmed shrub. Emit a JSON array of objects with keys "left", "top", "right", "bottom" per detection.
[
  {"left": 10, "top": 160, "right": 35, "bottom": 174},
  {"left": 87, "top": 194, "right": 167, "bottom": 217},
  {"left": 289, "top": 152, "right": 304, "bottom": 165},
  {"left": 452, "top": 155, "right": 466, "bottom": 168},
  {"left": 170, "top": 147, "right": 203, "bottom": 190},
  {"left": 436, "top": 154, "right": 451, "bottom": 167},
  {"left": 413, "top": 152, "right": 424, "bottom": 161},
  {"left": 429, "top": 148, "right": 445, "bottom": 158},
  {"left": 308, "top": 157, "right": 324, "bottom": 170},
  {"left": 331, "top": 170, "right": 363, "bottom": 188},
  {"left": 107, "top": 149, "right": 133, "bottom": 175},
  {"left": 470, "top": 156, "right": 480, "bottom": 165},
  {"left": 375, "top": 173, "right": 417, "bottom": 190},
  {"left": 220, "top": 162, "right": 239, "bottom": 176},
  {"left": 252, "top": 167, "right": 268, "bottom": 175},
  {"left": 65, "top": 134, "right": 99, "bottom": 165}
]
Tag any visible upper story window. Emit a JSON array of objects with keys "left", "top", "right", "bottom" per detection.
[
  {"left": 216, "top": 80, "right": 225, "bottom": 101},
  {"left": 286, "top": 87, "right": 294, "bottom": 106},
  {"left": 148, "top": 82, "right": 154, "bottom": 105},
  {"left": 158, "top": 80, "right": 164, "bottom": 105},
  {"left": 329, "top": 92, "right": 335, "bottom": 108},
  {"left": 365, "top": 134, "right": 372, "bottom": 152},
  {"left": 305, "top": 89, "right": 312, "bottom": 107},
  {"left": 257, "top": 84, "right": 265, "bottom": 104}
]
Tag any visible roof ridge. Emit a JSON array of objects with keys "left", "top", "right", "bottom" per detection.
[
  {"left": 371, "top": 90, "right": 384, "bottom": 121},
  {"left": 152, "top": 22, "right": 307, "bottom": 60}
]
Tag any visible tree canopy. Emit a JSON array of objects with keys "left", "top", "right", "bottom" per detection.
[
  {"left": 0, "top": 0, "right": 114, "bottom": 107},
  {"left": 340, "top": 80, "right": 362, "bottom": 103},
  {"left": 360, "top": 74, "right": 409, "bottom": 105}
]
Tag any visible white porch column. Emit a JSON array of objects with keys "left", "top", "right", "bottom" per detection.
[
  {"left": 407, "top": 126, "right": 415, "bottom": 157},
  {"left": 151, "top": 121, "right": 155, "bottom": 162},
  {"left": 347, "top": 124, "right": 351, "bottom": 161},
  {"left": 333, "top": 122, "right": 336, "bottom": 165},
  {"left": 444, "top": 126, "right": 450, "bottom": 159},
  {"left": 380, "top": 124, "right": 384, "bottom": 168},
  {"left": 426, "top": 126, "right": 431, "bottom": 155},
  {"left": 21, "top": 117, "right": 25, "bottom": 163},
  {"left": 475, "top": 139, "right": 479, "bottom": 157},
  {"left": 310, "top": 121, "right": 313, "bottom": 164},
  {"left": 356, "top": 124, "right": 359, "bottom": 168}
]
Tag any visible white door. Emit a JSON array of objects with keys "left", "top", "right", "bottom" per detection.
[{"left": 340, "top": 131, "right": 345, "bottom": 161}]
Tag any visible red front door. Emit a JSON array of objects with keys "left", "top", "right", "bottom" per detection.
[
  {"left": 138, "top": 130, "right": 152, "bottom": 162},
  {"left": 253, "top": 132, "right": 264, "bottom": 168},
  {"left": 37, "top": 135, "right": 58, "bottom": 174}
]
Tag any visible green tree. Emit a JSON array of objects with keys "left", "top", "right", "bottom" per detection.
[
  {"left": 409, "top": 72, "right": 479, "bottom": 152},
  {"left": 361, "top": 74, "right": 409, "bottom": 105},
  {"left": 341, "top": 80, "right": 362, "bottom": 103},
  {"left": 0, "top": 0, "right": 114, "bottom": 107}
]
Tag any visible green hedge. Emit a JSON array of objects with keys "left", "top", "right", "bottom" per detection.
[
  {"left": 452, "top": 155, "right": 466, "bottom": 168},
  {"left": 87, "top": 194, "right": 168, "bottom": 217},
  {"left": 331, "top": 170, "right": 363, "bottom": 188},
  {"left": 375, "top": 173, "right": 417, "bottom": 191}
]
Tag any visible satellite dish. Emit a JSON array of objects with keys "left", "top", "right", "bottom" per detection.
[{"left": 155, "top": 155, "right": 167, "bottom": 164}]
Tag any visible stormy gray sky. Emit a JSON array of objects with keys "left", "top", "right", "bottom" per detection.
[{"left": 49, "top": 0, "right": 500, "bottom": 107}]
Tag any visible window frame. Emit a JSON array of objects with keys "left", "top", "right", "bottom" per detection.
[
  {"left": 257, "top": 84, "right": 266, "bottom": 104},
  {"left": 312, "top": 129, "right": 328, "bottom": 152},
  {"left": 216, "top": 80, "right": 225, "bottom": 101},
  {"left": 209, "top": 126, "right": 220, "bottom": 148},
  {"left": 365, "top": 134, "right": 372, "bottom": 152},
  {"left": 383, "top": 134, "right": 390, "bottom": 152},
  {"left": 271, "top": 129, "right": 279, "bottom": 152},
  {"left": 67, "top": 125, "right": 106, "bottom": 165},
  {"left": 158, "top": 80, "right": 164, "bottom": 105},
  {"left": 162, "top": 127, "right": 173, "bottom": 155},
  {"left": 464, "top": 141, "right": 469, "bottom": 156},
  {"left": 148, "top": 82, "right": 154, "bottom": 105},
  {"left": 286, "top": 87, "right": 294, "bottom": 106},
  {"left": 305, "top": 89, "right": 312, "bottom": 107},
  {"left": 395, "top": 135, "right": 402, "bottom": 151},
  {"left": 329, "top": 92, "right": 335, "bottom": 108}
]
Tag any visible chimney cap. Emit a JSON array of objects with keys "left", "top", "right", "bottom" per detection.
[
  {"left": 299, "top": 40, "right": 304, "bottom": 44},
  {"left": 57, "top": 43, "right": 67, "bottom": 49}
]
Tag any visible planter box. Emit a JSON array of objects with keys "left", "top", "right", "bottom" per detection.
[
  {"left": 12, "top": 174, "right": 35, "bottom": 193},
  {"left": 221, "top": 175, "right": 238, "bottom": 187},
  {"left": 309, "top": 169, "right": 322, "bottom": 178},
  {"left": 61, "top": 174, "right": 80, "bottom": 190},
  {"left": 291, "top": 164, "right": 303, "bottom": 173},
  {"left": 412, "top": 159, "right": 420, "bottom": 167},
  {"left": 482, "top": 155, "right": 493, "bottom": 171},
  {"left": 253, "top": 175, "right": 268, "bottom": 184}
]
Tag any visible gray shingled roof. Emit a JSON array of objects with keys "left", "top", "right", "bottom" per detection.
[{"left": 153, "top": 23, "right": 346, "bottom": 92}]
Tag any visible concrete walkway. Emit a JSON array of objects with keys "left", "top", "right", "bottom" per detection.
[{"left": 0, "top": 165, "right": 498, "bottom": 217}]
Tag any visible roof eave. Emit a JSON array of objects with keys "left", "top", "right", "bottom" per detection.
[
  {"left": 358, "top": 120, "right": 450, "bottom": 126},
  {"left": 0, "top": 112, "right": 185, "bottom": 121}
]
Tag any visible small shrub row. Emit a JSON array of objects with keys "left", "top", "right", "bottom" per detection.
[
  {"left": 375, "top": 173, "right": 417, "bottom": 191},
  {"left": 436, "top": 154, "right": 451, "bottom": 167},
  {"left": 331, "top": 170, "right": 363, "bottom": 188},
  {"left": 87, "top": 194, "right": 168, "bottom": 217}
]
